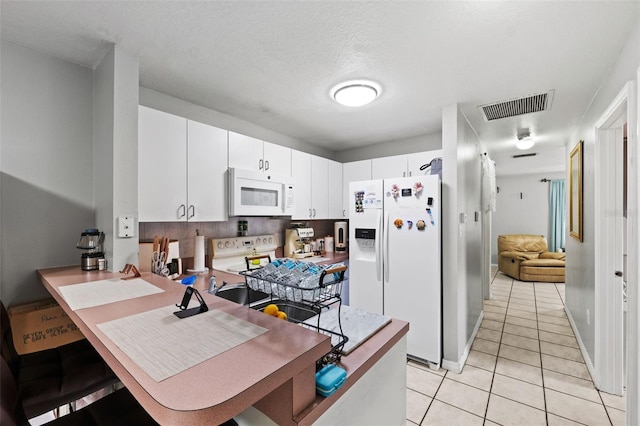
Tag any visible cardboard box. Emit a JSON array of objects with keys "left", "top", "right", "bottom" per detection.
[{"left": 8, "top": 298, "right": 84, "bottom": 354}]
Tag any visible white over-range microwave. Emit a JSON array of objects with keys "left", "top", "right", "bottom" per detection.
[{"left": 228, "top": 167, "right": 294, "bottom": 216}]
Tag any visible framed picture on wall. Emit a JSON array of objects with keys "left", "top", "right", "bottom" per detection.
[{"left": 569, "top": 140, "right": 583, "bottom": 241}]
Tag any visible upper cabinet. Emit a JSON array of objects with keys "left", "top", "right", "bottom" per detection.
[
  {"left": 371, "top": 150, "right": 443, "bottom": 179},
  {"left": 138, "top": 106, "right": 228, "bottom": 222},
  {"left": 291, "top": 151, "right": 342, "bottom": 220},
  {"left": 342, "top": 160, "right": 372, "bottom": 218},
  {"left": 228, "top": 132, "right": 291, "bottom": 177},
  {"left": 327, "top": 159, "right": 343, "bottom": 219}
]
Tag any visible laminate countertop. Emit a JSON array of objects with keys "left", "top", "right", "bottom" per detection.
[{"left": 38, "top": 263, "right": 407, "bottom": 426}]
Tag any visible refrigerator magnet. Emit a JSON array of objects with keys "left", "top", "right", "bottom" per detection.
[
  {"left": 416, "top": 220, "right": 426, "bottom": 230},
  {"left": 413, "top": 182, "right": 423, "bottom": 195},
  {"left": 407, "top": 220, "right": 413, "bottom": 230},
  {"left": 393, "top": 218, "right": 403, "bottom": 229},
  {"left": 426, "top": 208, "right": 435, "bottom": 225}
]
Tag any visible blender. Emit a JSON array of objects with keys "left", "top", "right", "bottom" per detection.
[{"left": 76, "top": 229, "right": 106, "bottom": 271}]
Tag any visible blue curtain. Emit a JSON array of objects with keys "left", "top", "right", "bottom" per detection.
[{"left": 549, "top": 179, "right": 566, "bottom": 251}]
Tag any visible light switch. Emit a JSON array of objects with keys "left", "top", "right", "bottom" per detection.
[{"left": 118, "top": 215, "right": 135, "bottom": 238}]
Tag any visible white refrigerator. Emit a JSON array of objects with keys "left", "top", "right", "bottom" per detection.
[{"left": 348, "top": 175, "right": 441, "bottom": 366}]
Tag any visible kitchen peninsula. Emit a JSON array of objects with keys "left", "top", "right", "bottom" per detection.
[{"left": 38, "top": 266, "right": 408, "bottom": 425}]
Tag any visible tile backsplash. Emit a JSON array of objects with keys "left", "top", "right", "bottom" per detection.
[{"left": 139, "top": 218, "right": 340, "bottom": 258}]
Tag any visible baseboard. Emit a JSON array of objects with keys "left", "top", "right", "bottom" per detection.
[
  {"left": 565, "top": 305, "right": 599, "bottom": 388},
  {"left": 442, "top": 311, "right": 484, "bottom": 373}
]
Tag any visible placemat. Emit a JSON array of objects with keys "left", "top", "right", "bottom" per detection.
[
  {"left": 58, "top": 278, "right": 164, "bottom": 311},
  {"left": 97, "top": 305, "right": 268, "bottom": 382}
]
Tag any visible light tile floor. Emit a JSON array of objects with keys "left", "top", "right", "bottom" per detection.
[{"left": 407, "top": 267, "right": 627, "bottom": 426}]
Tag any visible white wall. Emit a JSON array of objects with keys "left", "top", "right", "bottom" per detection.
[
  {"left": 565, "top": 18, "right": 640, "bottom": 425},
  {"left": 491, "top": 171, "right": 565, "bottom": 263},
  {"left": 441, "top": 104, "right": 484, "bottom": 371},
  {"left": 566, "top": 18, "right": 639, "bottom": 373},
  {"left": 0, "top": 41, "right": 94, "bottom": 305},
  {"left": 336, "top": 132, "right": 442, "bottom": 163},
  {"left": 94, "top": 46, "right": 140, "bottom": 271}
]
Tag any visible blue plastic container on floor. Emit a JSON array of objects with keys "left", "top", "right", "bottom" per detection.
[{"left": 315, "top": 364, "right": 347, "bottom": 397}]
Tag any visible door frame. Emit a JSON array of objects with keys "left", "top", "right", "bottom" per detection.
[{"left": 593, "top": 80, "right": 637, "bottom": 400}]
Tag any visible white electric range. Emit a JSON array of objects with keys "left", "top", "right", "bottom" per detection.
[{"left": 209, "top": 235, "right": 277, "bottom": 274}]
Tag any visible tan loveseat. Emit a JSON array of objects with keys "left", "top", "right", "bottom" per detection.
[{"left": 497, "top": 234, "right": 565, "bottom": 283}]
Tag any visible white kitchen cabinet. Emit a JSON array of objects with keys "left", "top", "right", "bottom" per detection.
[
  {"left": 291, "top": 150, "right": 335, "bottom": 220},
  {"left": 342, "top": 160, "right": 372, "bottom": 218},
  {"left": 327, "top": 159, "right": 343, "bottom": 219},
  {"left": 228, "top": 131, "right": 291, "bottom": 176},
  {"left": 138, "top": 106, "right": 228, "bottom": 222},
  {"left": 291, "top": 150, "right": 312, "bottom": 219},
  {"left": 407, "top": 149, "right": 443, "bottom": 176},
  {"left": 371, "top": 150, "right": 443, "bottom": 179},
  {"left": 187, "top": 120, "right": 228, "bottom": 221},
  {"left": 311, "top": 155, "right": 329, "bottom": 219}
]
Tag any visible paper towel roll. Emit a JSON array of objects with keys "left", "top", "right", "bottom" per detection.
[
  {"left": 193, "top": 235, "right": 206, "bottom": 272},
  {"left": 324, "top": 236, "right": 334, "bottom": 252}
]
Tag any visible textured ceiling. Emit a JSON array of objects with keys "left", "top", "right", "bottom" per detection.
[{"left": 1, "top": 1, "right": 638, "bottom": 159}]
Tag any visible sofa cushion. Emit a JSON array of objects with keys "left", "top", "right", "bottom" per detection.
[
  {"left": 521, "top": 258, "right": 565, "bottom": 268},
  {"left": 539, "top": 252, "right": 566, "bottom": 261},
  {"left": 498, "top": 234, "right": 548, "bottom": 253},
  {"left": 499, "top": 251, "right": 540, "bottom": 261}
]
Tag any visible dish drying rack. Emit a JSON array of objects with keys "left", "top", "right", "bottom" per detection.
[{"left": 239, "top": 255, "right": 348, "bottom": 367}]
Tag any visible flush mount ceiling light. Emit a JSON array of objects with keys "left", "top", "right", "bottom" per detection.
[
  {"left": 516, "top": 133, "right": 535, "bottom": 150},
  {"left": 331, "top": 80, "right": 381, "bottom": 107}
]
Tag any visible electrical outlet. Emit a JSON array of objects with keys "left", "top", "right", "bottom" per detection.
[{"left": 118, "top": 215, "right": 135, "bottom": 238}]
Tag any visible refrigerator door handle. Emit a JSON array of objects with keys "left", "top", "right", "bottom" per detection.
[
  {"left": 384, "top": 211, "right": 390, "bottom": 283},
  {"left": 375, "top": 210, "right": 382, "bottom": 282}
]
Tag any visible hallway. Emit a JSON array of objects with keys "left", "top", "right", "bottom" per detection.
[{"left": 406, "top": 268, "right": 626, "bottom": 425}]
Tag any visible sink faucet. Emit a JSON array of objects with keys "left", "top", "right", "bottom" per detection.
[{"left": 208, "top": 277, "right": 227, "bottom": 295}]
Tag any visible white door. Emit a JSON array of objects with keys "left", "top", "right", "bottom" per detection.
[
  {"left": 594, "top": 81, "right": 635, "bottom": 399},
  {"left": 383, "top": 175, "right": 441, "bottom": 363},
  {"left": 187, "top": 120, "right": 228, "bottom": 222},
  {"left": 311, "top": 155, "right": 329, "bottom": 219},
  {"left": 264, "top": 141, "right": 292, "bottom": 176},
  {"left": 348, "top": 180, "right": 384, "bottom": 315},
  {"left": 228, "top": 132, "right": 264, "bottom": 171},
  {"left": 343, "top": 160, "right": 372, "bottom": 218},
  {"left": 291, "top": 150, "right": 312, "bottom": 219},
  {"left": 138, "top": 106, "right": 187, "bottom": 222},
  {"left": 328, "top": 159, "right": 343, "bottom": 219}
]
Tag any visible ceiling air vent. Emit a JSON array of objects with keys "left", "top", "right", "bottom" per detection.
[
  {"left": 479, "top": 90, "right": 554, "bottom": 121},
  {"left": 512, "top": 153, "right": 537, "bottom": 158}
]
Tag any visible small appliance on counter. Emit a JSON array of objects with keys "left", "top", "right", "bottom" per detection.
[
  {"left": 334, "top": 221, "right": 347, "bottom": 252},
  {"left": 284, "top": 227, "right": 315, "bottom": 258},
  {"left": 76, "top": 229, "right": 105, "bottom": 271}
]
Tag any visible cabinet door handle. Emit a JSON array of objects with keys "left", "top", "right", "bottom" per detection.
[
  {"left": 188, "top": 205, "right": 195, "bottom": 219},
  {"left": 409, "top": 171, "right": 412, "bottom": 176},
  {"left": 259, "top": 159, "right": 264, "bottom": 170},
  {"left": 313, "top": 208, "right": 316, "bottom": 218},
  {"left": 343, "top": 209, "right": 346, "bottom": 217},
  {"left": 265, "top": 160, "right": 270, "bottom": 171},
  {"left": 615, "top": 271, "right": 623, "bottom": 277},
  {"left": 309, "top": 208, "right": 312, "bottom": 218},
  {"left": 178, "top": 204, "right": 186, "bottom": 219}
]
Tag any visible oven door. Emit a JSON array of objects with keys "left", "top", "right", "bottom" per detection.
[{"left": 228, "top": 168, "right": 294, "bottom": 216}]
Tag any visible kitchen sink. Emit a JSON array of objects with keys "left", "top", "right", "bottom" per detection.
[
  {"left": 215, "top": 284, "right": 320, "bottom": 322},
  {"left": 214, "top": 284, "right": 270, "bottom": 306},
  {"left": 251, "top": 300, "right": 320, "bottom": 322}
]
